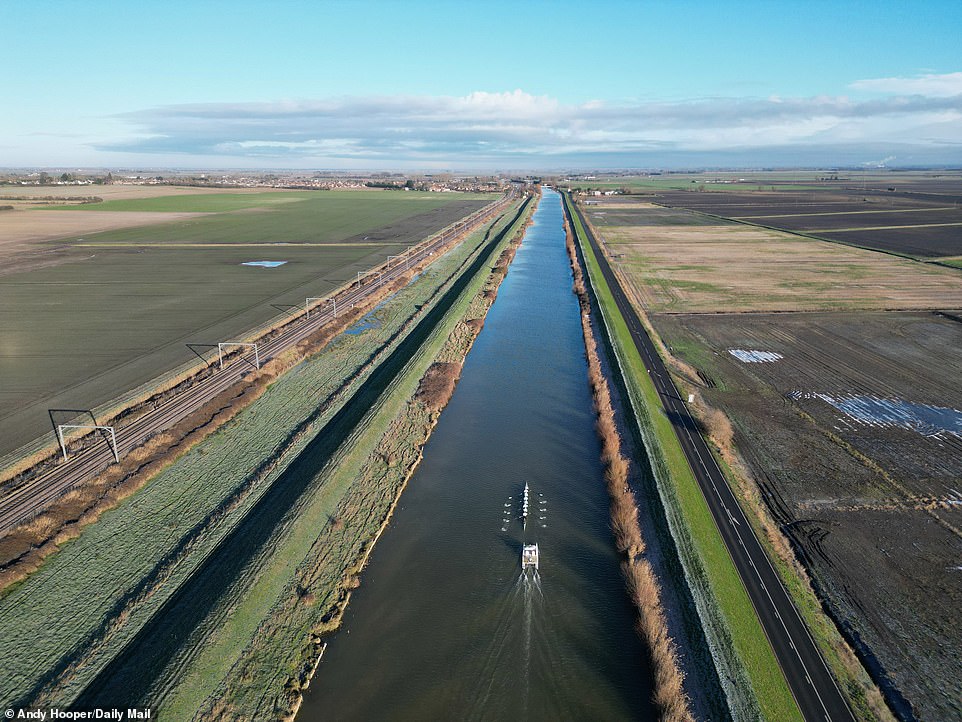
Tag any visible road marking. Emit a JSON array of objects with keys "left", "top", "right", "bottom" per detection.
[{"left": 578, "top": 215, "right": 848, "bottom": 722}]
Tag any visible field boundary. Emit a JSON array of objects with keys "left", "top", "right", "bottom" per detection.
[
  {"left": 564, "top": 193, "right": 802, "bottom": 721},
  {"left": 651, "top": 200, "right": 962, "bottom": 268},
  {"left": 0, "top": 195, "right": 508, "bottom": 488}
]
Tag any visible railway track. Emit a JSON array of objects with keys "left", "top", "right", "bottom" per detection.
[{"left": 0, "top": 195, "right": 512, "bottom": 535}]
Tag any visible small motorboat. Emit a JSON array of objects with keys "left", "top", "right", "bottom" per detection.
[{"left": 521, "top": 543, "right": 539, "bottom": 570}]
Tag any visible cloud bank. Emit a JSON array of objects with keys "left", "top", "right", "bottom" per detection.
[{"left": 99, "top": 74, "right": 962, "bottom": 168}]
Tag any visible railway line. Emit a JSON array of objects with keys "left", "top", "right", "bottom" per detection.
[{"left": 0, "top": 195, "right": 512, "bottom": 535}]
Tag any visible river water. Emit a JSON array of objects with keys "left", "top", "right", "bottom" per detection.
[{"left": 299, "top": 189, "right": 655, "bottom": 720}]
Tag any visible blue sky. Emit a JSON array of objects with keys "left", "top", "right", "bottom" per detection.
[{"left": 4, "top": 0, "right": 962, "bottom": 170}]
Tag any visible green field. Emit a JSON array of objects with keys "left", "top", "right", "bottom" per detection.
[
  {"left": 0, "top": 199, "right": 529, "bottom": 716},
  {"left": 57, "top": 190, "right": 495, "bottom": 245},
  {"left": 0, "top": 190, "right": 494, "bottom": 462},
  {"left": 44, "top": 190, "right": 312, "bottom": 213}
]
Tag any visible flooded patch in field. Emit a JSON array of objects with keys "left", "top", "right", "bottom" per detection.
[
  {"left": 342, "top": 298, "right": 390, "bottom": 336},
  {"left": 792, "top": 392, "right": 962, "bottom": 438},
  {"left": 241, "top": 260, "right": 288, "bottom": 268},
  {"left": 728, "top": 349, "right": 783, "bottom": 363},
  {"left": 343, "top": 314, "right": 381, "bottom": 336}
]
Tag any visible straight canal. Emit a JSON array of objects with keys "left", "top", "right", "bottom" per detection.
[{"left": 299, "top": 189, "right": 656, "bottom": 720}]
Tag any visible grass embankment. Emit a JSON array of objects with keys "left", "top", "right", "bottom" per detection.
[
  {"left": 564, "top": 216, "right": 692, "bottom": 721},
  {"left": 0, "top": 201, "right": 506, "bottom": 591},
  {"left": 563, "top": 193, "right": 801, "bottom": 722},
  {"left": 0, "top": 190, "right": 496, "bottom": 466},
  {"left": 165, "top": 195, "right": 537, "bottom": 720},
  {"left": 0, "top": 198, "right": 528, "bottom": 712}
]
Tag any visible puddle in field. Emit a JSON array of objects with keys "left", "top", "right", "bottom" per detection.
[
  {"left": 728, "top": 349, "right": 783, "bottom": 363},
  {"left": 792, "top": 392, "right": 962, "bottom": 438},
  {"left": 343, "top": 297, "right": 393, "bottom": 336},
  {"left": 241, "top": 260, "right": 288, "bottom": 268},
  {"left": 343, "top": 313, "right": 381, "bottom": 336}
]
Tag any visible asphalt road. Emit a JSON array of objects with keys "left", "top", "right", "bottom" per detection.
[
  {"left": 0, "top": 195, "right": 513, "bottom": 535},
  {"left": 566, "top": 196, "right": 855, "bottom": 722}
]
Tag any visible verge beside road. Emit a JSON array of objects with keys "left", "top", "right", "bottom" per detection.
[{"left": 564, "top": 191, "right": 855, "bottom": 722}]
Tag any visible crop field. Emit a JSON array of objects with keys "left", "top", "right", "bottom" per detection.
[
  {"left": 584, "top": 203, "right": 962, "bottom": 314},
  {"left": 810, "top": 225, "right": 962, "bottom": 258},
  {"left": 0, "top": 198, "right": 529, "bottom": 716},
  {"left": 0, "top": 190, "right": 493, "bottom": 459},
  {"left": 585, "top": 203, "right": 729, "bottom": 227},
  {"left": 43, "top": 190, "right": 311, "bottom": 213},
  {"left": 564, "top": 170, "right": 847, "bottom": 193},
  {"left": 654, "top": 311, "right": 962, "bottom": 721},
  {"left": 647, "top": 172, "right": 962, "bottom": 258},
  {"left": 568, "top": 170, "right": 962, "bottom": 198},
  {"left": 582, "top": 197, "right": 962, "bottom": 719}
]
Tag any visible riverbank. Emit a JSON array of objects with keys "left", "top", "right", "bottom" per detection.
[
  {"left": 563, "top": 214, "right": 692, "bottom": 722},
  {"left": 298, "top": 187, "right": 655, "bottom": 721},
  {"left": 0, "top": 197, "right": 532, "bottom": 716},
  {"left": 563, "top": 192, "right": 801, "bottom": 721}
]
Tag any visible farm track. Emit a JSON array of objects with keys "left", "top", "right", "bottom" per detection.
[{"left": 0, "top": 195, "right": 512, "bottom": 536}]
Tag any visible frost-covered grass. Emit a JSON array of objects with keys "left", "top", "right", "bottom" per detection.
[{"left": 0, "top": 201, "right": 524, "bottom": 710}]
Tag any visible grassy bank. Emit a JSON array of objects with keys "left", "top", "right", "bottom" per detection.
[
  {"left": 0, "top": 198, "right": 528, "bottom": 712},
  {"left": 0, "top": 199, "right": 508, "bottom": 591},
  {"left": 564, "top": 193, "right": 800, "bottom": 722},
  {"left": 564, "top": 215, "right": 692, "bottom": 721},
  {"left": 164, "top": 194, "right": 538, "bottom": 720}
]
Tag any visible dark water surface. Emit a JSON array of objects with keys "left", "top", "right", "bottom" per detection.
[{"left": 299, "top": 190, "right": 655, "bottom": 721}]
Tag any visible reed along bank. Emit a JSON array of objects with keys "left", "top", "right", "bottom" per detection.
[{"left": 299, "top": 189, "right": 658, "bottom": 721}]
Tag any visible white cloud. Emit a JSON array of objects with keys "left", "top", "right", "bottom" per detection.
[
  {"left": 96, "top": 86, "right": 962, "bottom": 167},
  {"left": 850, "top": 71, "right": 962, "bottom": 97}
]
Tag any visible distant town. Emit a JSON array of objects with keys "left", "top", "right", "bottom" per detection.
[{"left": 0, "top": 169, "right": 514, "bottom": 194}]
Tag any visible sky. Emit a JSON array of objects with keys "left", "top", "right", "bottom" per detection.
[{"left": 3, "top": 0, "right": 962, "bottom": 171}]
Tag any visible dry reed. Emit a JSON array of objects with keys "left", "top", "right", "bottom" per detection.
[
  {"left": 565, "top": 214, "right": 693, "bottom": 722},
  {"left": 415, "top": 362, "right": 463, "bottom": 411}
]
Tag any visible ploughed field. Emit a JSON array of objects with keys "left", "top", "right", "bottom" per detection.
[
  {"left": 587, "top": 203, "right": 962, "bottom": 314},
  {"left": 581, "top": 197, "right": 962, "bottom": 721},
  {"left": 0, "top": 189, "right": 493, "bottom": 460},
  {"left": 647, "top": 172, "right": 962, "bottom": 258}
]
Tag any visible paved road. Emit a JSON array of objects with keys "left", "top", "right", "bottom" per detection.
[
  {"left": 565, "top": 196, "right": 855, "bottom": 722},
  {"left": 0, "top": 195, "right": 513, "bottom": 534}
]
